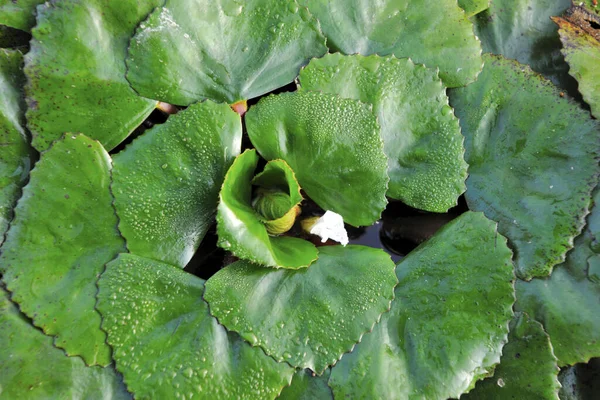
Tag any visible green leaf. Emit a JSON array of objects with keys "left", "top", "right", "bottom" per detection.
[
  {"left": 0, "top": 49, "right": 34, "bottom": 240},
  {"left": 462, "top": 312, "right": 561, "bottom": 400},
  {"left": 299, "top": 54, "right": 467, "bottom": 212},
  {"left": 458, "top": 0, "right": 489, "bottom": 17},
  {"left": 97, "top": 253, "right": 294, "bottom": 400},
  {"left": 246, "top": 91, "right": 388, "bottom": 227},
  {"left": 297, "top": 0, "right": 482, "bottom": 88},
  {"left": 0, "top": 0, "right": 44, "bottom": 31},
  {"left": 554, "top": 12, "right": 600, "bottom": 118},
  {"left": 0, "top": 286, "right": 132, "bottom": 400},
  {"left": 0, "top": 134, "right": 125, "bottom": 366},
  {"left": 473, "top": 0, "right": 574, "bottom": 88},
  {"left": 328, "top": 212, "right": 515, "bottom": 399},
  {"left": 112, "top": 101, "right": 242, "bottom": 269},
  {"left": 449, "top": 54, "right": 600, "bottom": 280},
  {"left": 217, "top": 149, "right": 317, "bottom": 269},
  {"left": 24, "top": 0, "right": 160, "bottom": 152},
  {"left": 204, "top": 245, "right": 397, "bottom": 373},
  {"left": 126, "top": 0, "right": 327, "bottom": 105},
  {"left": 278, "top": 369, "right": 333, "bottom": 400},
  {"left": 516, "top": 189, "right": 600, "bottom": 366}
]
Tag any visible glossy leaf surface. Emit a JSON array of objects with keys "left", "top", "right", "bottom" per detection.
[
  {"left": 328, "top": 212, "right": 515, "bottom": 399},
  {"left": 450, "top": 54, "right": 600, "bottom": 280},
  {"left": 126, "top": 0, "right": 327, "bottom": 105},
  {"left": 299, "top": 54, "right": 467, "bottom": 212},
  {"left": 97, "top": 253, "right": 294, "bottom": 400},
  {"left": 0, "top": 134, "right": 124, "bottom": 366},
  {"left": 217, "top": 150, "right": 317, "bottom": 269},
  {"left": 463, "top": 312, "right": 560, "bottom": 400},
  {"left": 246, "top": 91, "right": 388, "bottom": 227},
  {"left": 516, "top": 189, "right": 600, "bottom": 366},
  {"left": 0, "top": 287, "right": 131, "bottom": 399},
  {"left": 298, "top": 0, "right": 482, "bottom": 87},
  {"left": 24, "top": 0, "right": 159, "bottom": 151},
  {"left": 204, "top": 245, "right": 397, "bottom": 373},
  {"left": 0, "top": 0, "right": 44, "bottom": 31},
  {"left": 0, "top": 49, "right": 34, "bottom": 240},
  {"left": 278, "top": 369, "right": 333, "bottom": 400},
  {"left": 112, "top": 101, "right": 241, "bottom": 269}
]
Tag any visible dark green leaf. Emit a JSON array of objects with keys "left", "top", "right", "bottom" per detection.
[
  {"left": 24, "top": 0, "right": 160, "bottom": 151},
  {"left": 299, "top": 54, "right": 467, "bottom": 212},
  {"left": 0, "top": 0, "right": 44, "bottom": 31},
  {"left": 0, "top": 134, "right": 125, "bottom": 366},
  {"left": 126, "top": 0, "right": 327, "bottom": 105},
  {"left": 298, "top": 0, "right": 482, "bottom": 87},
  {"left": 328, "top": 212, "right": 515, "bottom": 399},
  {"left": 112, "top": 100, "right": 242, "bottom": 269},
  {"left": 278, "top": 369, "right": 333, "bottom": 400},
  {"left": 246, "top": 91, "right": 388, "bottom": 227},
  {"left": 97, "top": 253, "right": 294, "bottom": 400},
  {"left": 204, "top": 245, "right": 397, "bottom": 373},
  {"left": 450, "top": 54, "right": 600, "bottom": 280}
]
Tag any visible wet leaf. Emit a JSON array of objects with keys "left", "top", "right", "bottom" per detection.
[
  {"left": 0, "top": 134, "right": 125, "bottom": 366},
  {"left": 204, "top": 245, "right": 397, "bottom": 373},
  {"left": 463, "top": 312, "right": 561, "bottom": 400},
  {"left": 278, "top": 369, "right": 333, "bottom": 400},
  {"left": 0, "top": 0, "right": 44, "bottom": 31},
  {"left": 450, "top": 54, "right": 600, "bottom": 280},
  {"left": 126, "top": 0, "right": 327, "bottom": 105},
  {"left": 328, "top": 212, "right": 515, "bottom": 399},
  {"left": 24, "top": 0, "right": 160, "bottom": 152},
  {"left": 246, "top": 91, "right": 388, "bottom": 227},
  {"left": 112, "top": 101, "right": 242, "bottom": 269},
  {"left": 297, "top": 0, "right": 482, "bottom": 87},
  {"left": 0, "top": 286, "right": 131, "bottom": 400},
  {"left": 97, "top": 253, "right": 294, "bottom": 400},
  {"left": 299, "top": 54, "right": 467, "bottom": 212},
  {"left": 0, "top": 49, "right": 34, "bottom": 240}
]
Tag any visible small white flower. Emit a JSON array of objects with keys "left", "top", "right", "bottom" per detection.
[{"left": 309, "top": 211, "right": 349, "bottom": 246}]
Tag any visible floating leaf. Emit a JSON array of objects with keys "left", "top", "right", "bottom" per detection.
[
  {"left": 204, "top": 245, "right": 397, "bottom": 373},
  {"left": 554, "top": 8, "right": 600, "bottom": 118},
  {"left": 217, "top": 149, "right": 317, "bottom": 269},
  {"left": 328, "top": 212, "right": 515, "bottom": 399},
  {"left": 299, "top": 54, "right": 467, "bottom": 212},
  {"left": 0, "top": 286, "right": 131, "bottom": 399},
  {"left": 24, "top": 0, "right": 160, "bottom": 151},
  {"left": 297, "top": 0, "right": 482, "bottom": 87},
  {"left": 112, "top": 101, "right": 242, "bottom": 269},
  {"left": 0, "top": 134, "right": 124, "bottom": 366},
  {"left": 463, "top": 312, "right": 561, "bottom": 400},
  {"left": 458, "top": 0, "right": 489, "bottom": 17},
  {"left": 97, "top": 253, "right": 294, "bottom": 400},
  {"left": 0, "top": 49, "right": 34, "bottom": 240},
  {"left": 246, "top": 91, "right": 388, "bottom": 227},
  {"left": 0, "top": 0, "right": 44, "bottom": 31},
  {"left": 449, "top": 54, "right": 600, "bottom": 280},
  {"left": 126, "top": 0, "right": 327, "bottom": 105},
  {"left": 516, "top": 189, "right": 600, "bottom": 366},
  {"left": 279, "top": 369, "right": 333, "bottom": 400}
]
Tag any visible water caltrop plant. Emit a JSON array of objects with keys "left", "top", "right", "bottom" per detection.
[{"left": 0, "top": 0, "right": 599, "bottom": 399}]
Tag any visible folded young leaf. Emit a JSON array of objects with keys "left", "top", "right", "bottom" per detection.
[
  {"left": 97, "top": 253, "right": 294, "bottom": 400},
  {"left": 204, "top": 245, "right": 397, "bottom": 373},
  {"left": 450, "top": 54, "right": 600, "bottom": 280},
  {"left": 112, "top": 100, "right": 242, "bottom": 269},
  {"left": 328, "top": 212, "right": 515, "bottom": 399},
  {"left": 0, "top": 134, "right": 125, "bottom": 366},
  {"left": 299, "top": 54, "right": 467, "bottom": 212}
]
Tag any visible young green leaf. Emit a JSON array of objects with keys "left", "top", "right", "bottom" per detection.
[
  {"left": 97, "top": 253, "right": 294, "bottom": 400},
  {"left": 126, "top": 0, "right": 327, "bottom": 105},
  {"left": 450, "top": 54, "right": 600, "bottom": 280},
  {"left": 24, "top": 0, "right": 160, "bottom": 151},
  {"left": 0, "top": 134, "right": 125, "bottom": 366},
  {"left": 299, "top": 54, "right": 467, "bottom": 212},
  {"left": 204, "top": 245, "right": 398, "bottom": 374},
  {"left": 297, "top": 0, "right": 482, "bottom": 87},
  {"left": 112, "top": 101, "right": 242, "bottom": 269},
  {"left": 328, "top": 212, "right": 515, "bottom": 399},
  {"left": 246, "top": 91, "right": 388, "bottom": 227}
]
